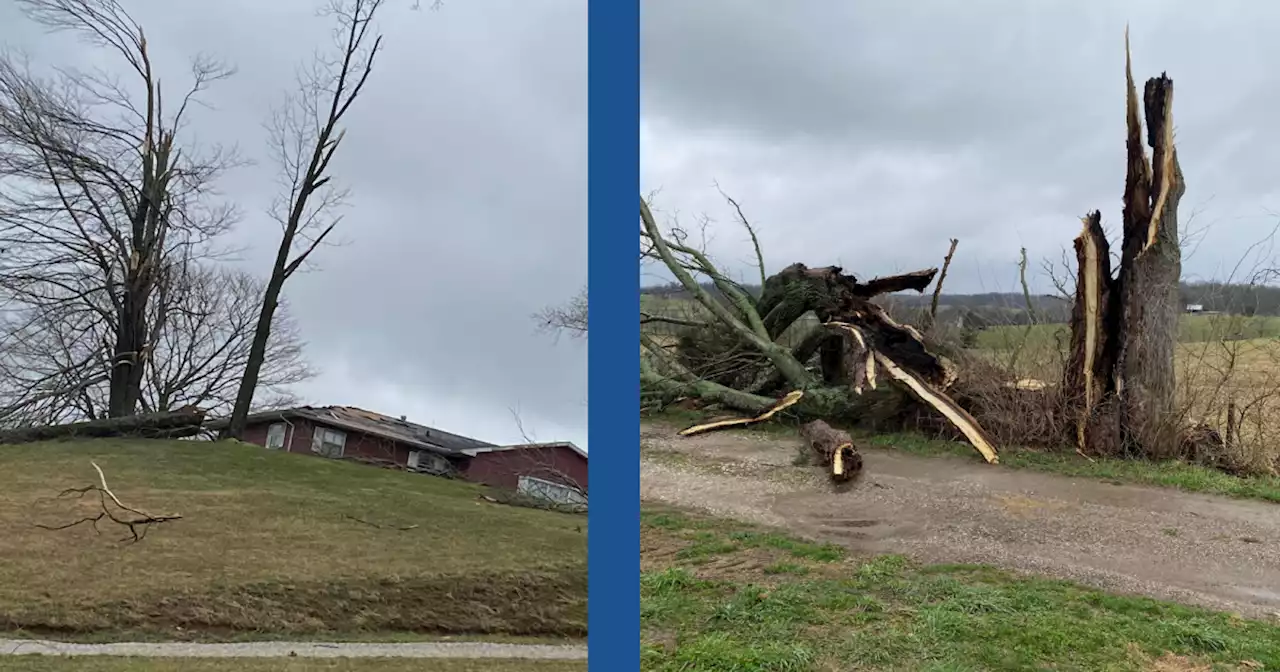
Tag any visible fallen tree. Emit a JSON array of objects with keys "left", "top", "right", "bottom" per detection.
[
  {"left": 640, "top": 198, "right": 999, "bottom": 463},
  {"left": 0, "top": 408, "right": 207, "bottom": 444}
]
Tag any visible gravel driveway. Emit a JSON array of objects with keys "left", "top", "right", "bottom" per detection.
[
  {"left": 641, "top": 421, "right": 1280, "bottom": 619},
  {"left": 0, "top": 639, "right": 587, "bottom": 659}
]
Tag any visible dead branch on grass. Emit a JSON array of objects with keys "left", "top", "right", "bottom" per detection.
[
  {"left": 34, "top": 462, "right": 181, "bottom": 543},
  {"left": 343, "top": 513, "right": 418, "bottom": 531}
]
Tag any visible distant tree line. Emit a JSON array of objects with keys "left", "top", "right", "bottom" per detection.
[{"left": 642, "top": 279, "right": 1280, "bottom": 328}]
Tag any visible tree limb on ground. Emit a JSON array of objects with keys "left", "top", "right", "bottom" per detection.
[
  {"left": 343, "top": 513, "right": 419, "bottom": 531},
  {"left": 33, "top": 462, "right": 181, "bottom": 543},
  {"left": 800, "top": 420, "right": 863, "bottom": 481},
  {"left": 0, "top": 408, "right": 207, "bottom": 444}
]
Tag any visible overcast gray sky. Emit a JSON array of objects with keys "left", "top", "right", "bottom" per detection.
[
  {"left": 641, "top": 0, "right": 1280, "bottom": 296},
  {"left": 1, "top": 0, "right": 587, "bottom": 448}
]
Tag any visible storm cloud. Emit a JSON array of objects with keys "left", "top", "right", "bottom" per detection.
[
  {"left": 1, "top": 0, "right": 587, "bottom": 447},
  {"left": 641, "top": 0, "right": 1280, "bottom": 294}
]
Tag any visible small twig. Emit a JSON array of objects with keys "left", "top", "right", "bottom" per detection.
[
  {"left": 343, "top": 513, "right": 418, "bottom": 531},
  {"left": 926, "top": 238, "right": 959, "bottom": 331},
  {"left": 714, "top": 181, "right": 767, "bottom": 289}
]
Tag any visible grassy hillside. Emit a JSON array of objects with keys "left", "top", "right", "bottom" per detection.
[{"left": 0, "top": 439, "right": 587, "bottom": 640}]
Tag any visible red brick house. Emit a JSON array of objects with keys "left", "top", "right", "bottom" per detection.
[{"left": 208, "top": 406, "right": 587, "bottom": 504}]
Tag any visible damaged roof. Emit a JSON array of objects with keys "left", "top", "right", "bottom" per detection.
[{"left": 209, "top": 405, "right": 497, "bottom": 455}]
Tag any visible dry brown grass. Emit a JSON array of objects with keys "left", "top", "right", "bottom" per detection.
[
  {"left": 0, "top": 439, "right": 587, "bottom": 639},
  {"left": 966, "top": 330, "right": 1280, "bottom": 473},
  {"left": 0, "top": 658, "right": 586, "bottom": 672}
]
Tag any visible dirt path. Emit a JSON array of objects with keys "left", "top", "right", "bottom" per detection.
[
  {"left": 0, "top": 639, "right": 587, "bottom": 660},
  {"left": 641, "top": 421, "right": 1280, "bottom": 619}
]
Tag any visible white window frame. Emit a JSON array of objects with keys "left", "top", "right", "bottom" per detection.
[
  {"left": 408, "top": 450, "right": 451, "bottom": 474},
  {"left": 311, "top": 427, "right": 347, "bottom": 458},
  {"left": 517, "top": 475, "right": 587, "bottom": 506},
  {"left": 265, "top": 423, "right": 287, "bottom": 450}
]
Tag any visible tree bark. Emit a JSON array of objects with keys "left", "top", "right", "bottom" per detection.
[{"left": 224, "top": 276, "right": 284, "bottom": 439}]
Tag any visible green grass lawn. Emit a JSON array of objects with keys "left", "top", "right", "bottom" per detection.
[
  {"left": 0, "top": 659, "right": 585, "bottom": 672},
  {"left": 644, "top": 409, "right": 1280, "bottom": 504},
  {"left": 0, "top": 439, "right": 587, "bottom": 640},
  {"left": 640, "top": 506, "right": 1280, "bottom": 671}
]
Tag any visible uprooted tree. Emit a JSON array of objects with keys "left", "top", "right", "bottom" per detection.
[{"left": 639, "top": 197, "right": 1000, "bottom": 463}]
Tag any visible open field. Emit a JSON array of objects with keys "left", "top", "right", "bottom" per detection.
[
  {"left": 976, "top": 314, "right": 1280, "bottom": 351},
  {"left": 0, "top": 438, "right": 587, "bottom": 640},
  {"left": 645, "top": 407, "right": 1280, "bottom": 503},
  {"left": 640, "top": 505, "right": 1280, "bottom": 671},
  {"left": 642, "top": 292, "right": 1280, "bottom": 471},
  {"left": 0, "top": 658, "right": 585, "bottom": 672}
]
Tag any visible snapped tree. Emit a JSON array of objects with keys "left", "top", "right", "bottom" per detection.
[
  {"left": 1063, "top": 36, "right": 1185, "bottom": 459},
  {"left": 0, "top": 0, "right": 239, "bottom": 419}
]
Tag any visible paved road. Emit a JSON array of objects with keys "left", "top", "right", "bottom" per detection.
[
  {"left": 641, "top": 421, "right": 1280, "bottom": 619},
  {"left": 0, "top": 639, "right": 587, "bottom": 659}
]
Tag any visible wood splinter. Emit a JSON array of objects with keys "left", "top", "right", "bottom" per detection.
[{"left": 678, "top": 390, "right": 804, "bottom": 437}]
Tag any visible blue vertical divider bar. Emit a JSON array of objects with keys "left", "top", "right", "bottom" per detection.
[{"left": 587, "top": 0, "right": 639, "bottom": 670}]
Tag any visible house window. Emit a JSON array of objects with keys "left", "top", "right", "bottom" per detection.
[
  {"left": 517, "top": 475, "right": 587, "bottom": 506},
  {"left": 408, "top": 450, "right": 451, "bottom": 474},
  {"left": 311, "top": 427, "right": 347, "bottom": 458},
  {"left": 265, "top": 423, "right": 287, "bottom": 450}
]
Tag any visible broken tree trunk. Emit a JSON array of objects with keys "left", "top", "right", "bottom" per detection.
[
  {"left": 0, "top": 408, "right": 208, "bottom": 445},
  {"left": 1064, "top": 37, "right": 1184, "bottom": 458},
  {"left": 799, "top": 420, "right": 862, "bottom": 481}
]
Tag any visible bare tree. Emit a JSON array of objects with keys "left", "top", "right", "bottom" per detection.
[
  {"left": 0, "top": 0, "right": 239, "bottom": 418},
  {"left": 0, "top": 264, "right": 313, "bottom": 426},
  {"left": 535, "top": 286, "right": 588, "bottom": 339},
  {"left": 141, "top": 265, "right": 314, "bottom": 416},
  {"left": 223, "top": 0, "right": 387, "bottom": 439}
]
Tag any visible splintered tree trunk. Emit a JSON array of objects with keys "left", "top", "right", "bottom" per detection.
[
  {"left": 108, "top": 271, "right": 153, "bottom": 418},
  {"left": 1065, "top": 43, "right": 1184, "bottom": 458}
]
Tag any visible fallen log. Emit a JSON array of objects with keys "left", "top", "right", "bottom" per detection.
[
  {"left": 799, "top": 420, "right": 862, "bottom": 482},
  {"left": 0, "top": 408, "right": 208, "bottom": 445}
]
